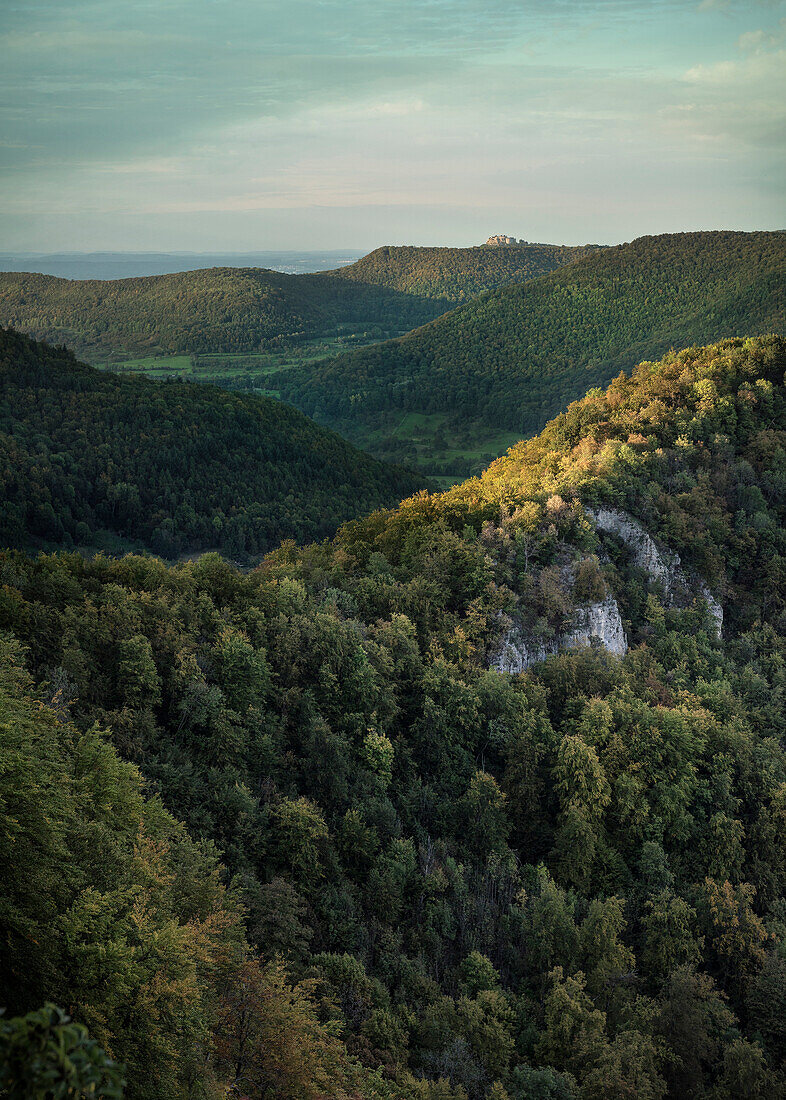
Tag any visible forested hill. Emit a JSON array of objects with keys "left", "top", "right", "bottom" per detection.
[
  {"left": 0, "top": 242, "right": 597, "bottom": 361},
  {"left": 328, "top": 242, "right": 600, "bottom": 305},
  {"left": 6, "top": 336, "right": 786, "bottom": 1098},
  {"left": 278, "top": 230, "right": 785, "bottom": 448},
  {"left": 0, "top": 327, "right": 424, "bottom": 558},
  {"left": 0, "top": 266, "right": 426, "bottom": 360}
]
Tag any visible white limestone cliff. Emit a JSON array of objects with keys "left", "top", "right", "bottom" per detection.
[
  {"left": 590, "top": 507, "right": 723, "bottom": 636},
  {"left": 491, "top": 593, "right": 627, "bottom": 674},
  {"left": 592, "top": 508, "right": 678, "bottom": 592},
  {"left": 697, "top": 581, "right": 724, "bottom": 637},
  {"left": 488, "top": 506, "right": 725, "bottom": 675},
  {"left": 563, "top": 595, "right": 628, "bottom": 657},
  {"left": 488, "top": 506, "right": 724, "bottom": 675}
]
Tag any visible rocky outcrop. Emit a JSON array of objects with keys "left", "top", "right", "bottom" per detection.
[
  {"left": 491, "top": 594, "right": 627, "bottom": 674},
  {"left": 488, "top": 507, "right": 723, "bottom": 675},
  {"left": 592, "top": 508, "right": 676, "bottom": 590},
  {"left": 589, "top": 507, "right": 722, "bottom": 636},
  {"left": 563, "top": 595, "right": 628, "bottom": 657}
]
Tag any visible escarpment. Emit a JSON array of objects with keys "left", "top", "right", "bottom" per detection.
[
  {"left": 489, "top": 507, "right": 723, "bottom": 673},
  {"left": 590, "top": 507, "right": 723, "bottom": 636},
  {"left": 492, "top": 592, "right": 627, "bottom": 673}
]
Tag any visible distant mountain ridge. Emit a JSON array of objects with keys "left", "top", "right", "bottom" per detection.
[
  {"left": 277, "top": 230, "right": 785, "bottom": 453},
  {"left": 0, "top": 249, "right": 366, "bottom": 280},
  {"left": 329, "top": 242, "right": 600, "bottom": 305},
  {"left": 0, "top": 241, "right": 601, "bottom": 360}
]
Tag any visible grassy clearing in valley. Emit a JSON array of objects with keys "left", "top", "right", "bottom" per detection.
[{"left": 350, "top": 411, "right": 523, "bottom": 483}]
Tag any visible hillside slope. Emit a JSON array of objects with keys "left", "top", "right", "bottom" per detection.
[
  {"left": 4, "top": 336, "right": 786, "bottom": 1098},
  {"left": 0, "top": 242, "right": 598, "bottom": 362},
  {"left": 329, "top": 242, "right": 600, "bottom": 304},
  {"left": 0, "top": 267, "right": 424, "bottom": 360},
  {"left": 0, "top": 327, "right": 424, "bottom": 558},
  {"left": 278, "top": 231, "right": 785, "bottom": 463}
]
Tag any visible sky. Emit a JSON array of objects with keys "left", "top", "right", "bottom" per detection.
[{"left": 1, "top": 0, "right": 784, "bottom": 251}]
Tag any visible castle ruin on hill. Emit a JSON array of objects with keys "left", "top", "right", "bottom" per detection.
[{"left": 485, "top": 234, "right": 528, "bottom": 246}]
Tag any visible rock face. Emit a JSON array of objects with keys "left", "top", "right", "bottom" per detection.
[
  {"left": 488, "top": 506, "right": 724, "bottom": 675},
  {"left": 590, "top": 507, "right": 723, "bottom": 636},
  {"left": 491, "top": 594, "right": 627, "bottom": 674},
  {"left": 592, "top": 508, "right": 676, "bottom": 590},
  {"left": 697, "top": 582, "right": 724, "bottom": 637},
  {"left": 563, "top": 595, "right": 628, "bottom": 657}
]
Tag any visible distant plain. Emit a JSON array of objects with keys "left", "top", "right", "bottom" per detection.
[{"left": 0, "top": 250, "right": 365, "bottom": 280}]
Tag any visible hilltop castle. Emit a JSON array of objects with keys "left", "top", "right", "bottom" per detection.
[{"left": 485, "top": 234, "right": 528, "bottom": 246}]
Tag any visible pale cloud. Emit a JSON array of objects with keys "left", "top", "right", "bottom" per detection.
[
  {"left": 738, "top": 28, "right": 769, "bottom": 48},
  {"left": 96, "top": 158, "right": 186, "bottom": 176},
  {"left": 1, "top": 0, "right": 784, "bottom": 249},
  {"left": 0, "top": 28, "right": 166, "bottom": 52},
  {"left": 684, "top": 46, "right": 786, "bottom": 82},
  {"left": 700, "top": 0, "right": 780, "bottom": 9},
  {"left": 737, "top": 17, "right": 786, "bottom": 49}
]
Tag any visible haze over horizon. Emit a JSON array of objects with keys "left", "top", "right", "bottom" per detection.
[{"left": 2, "top": 0, "right": 785, "bottom": 252}]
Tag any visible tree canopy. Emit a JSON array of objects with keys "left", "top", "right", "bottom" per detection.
[
  {"left": 0, "top": 327, "right": 424, "bottom": 559},
  {"left": 4, "top": 336, "right": 786, "bottom": 1098}
]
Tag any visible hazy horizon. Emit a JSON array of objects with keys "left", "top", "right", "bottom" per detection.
[
  {"left": 2, "top": 0, "right": 784, "bottom": 252},
  {"left": 3, "top": 227, "right": 783, "bottom": 282},
  {"left": 0, "top": 249, "right": 369, "bottom": 279}
]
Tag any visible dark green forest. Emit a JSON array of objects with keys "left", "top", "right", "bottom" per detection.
[
  {"left": 0, "top": 244, "right": 594, "bottom": 362},
  {"left": 329, "top": 244, "right": 600, "bottom": 305},
  {"left": 5, "top": 335, "right": 786, "bottom": 1098},
  {"left": 0, "top": 328, "right": 424, "bottom": 559},
  {"left": 278, "top": 232, "right": 786, "bottom": 460}
]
